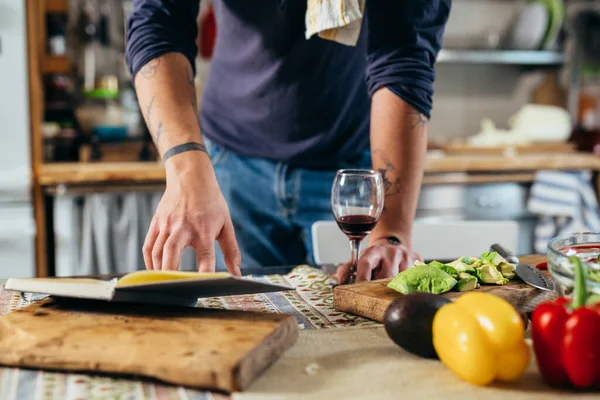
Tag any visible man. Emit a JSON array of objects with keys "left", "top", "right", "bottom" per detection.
[{"left": 126, "top": 1, "right": 451, "bottom": 282}]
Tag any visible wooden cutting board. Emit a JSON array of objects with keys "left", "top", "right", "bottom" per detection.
[
  {"left": 334, "top": 255, "right": 556, "bottom": 323},
  {"left": 0, "top": 298, "right": 298, "bottom": 393}
]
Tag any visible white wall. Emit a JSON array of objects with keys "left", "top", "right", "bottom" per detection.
[{"left": 430, "top": 0, "right": 545, "bottom": 140}]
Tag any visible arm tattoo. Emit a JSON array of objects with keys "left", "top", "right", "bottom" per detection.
[
  {"left": 162, "top": 142, "right": 208, "bottom": 163},
  {"left": 156, "top": 121, "right": 164, "bottom": 142},
  {"left": 140, "top": 58, "right": 160, "bottom": 79},
  {"left": 145, "top": 95, "right": 155, "bottom": 131},
  {"left": 373, "top": 149, "right": 401, "bottom": 197},
  {"left": 185, "top": 64, "right": 198, "bottom": 111},
  {"left": 408, "top": 111, "right": 428, "bottom": 132}
]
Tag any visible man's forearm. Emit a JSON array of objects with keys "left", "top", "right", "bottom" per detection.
[
  {"left": 135, "top": 52, "right": 206, "bottom": 165},
  {"left": 369, "top": 88, "right": 428, "bottom": 248}
]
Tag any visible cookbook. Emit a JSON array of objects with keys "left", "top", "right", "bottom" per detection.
[{"left": 4, "top": 270, "right": 295, "bottom": 307}]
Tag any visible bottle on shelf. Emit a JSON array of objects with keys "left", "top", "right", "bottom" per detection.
[
  {"left": 577, "top": 67, "right": 599, "bottom": 130},
  {"left": 46, "top": 13, "right": 67, "bottom": 56},
  {"left": 570, "top": 67, "right": 600, "bottom": 154}
]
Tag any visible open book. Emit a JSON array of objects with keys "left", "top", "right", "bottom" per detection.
[{"left": 4, "top": 270, "right": 295, "bottom": 307}]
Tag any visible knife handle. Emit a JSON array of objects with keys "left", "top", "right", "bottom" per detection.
[{"left": 490, "top": 243, "right": 520, "bottom": 265}]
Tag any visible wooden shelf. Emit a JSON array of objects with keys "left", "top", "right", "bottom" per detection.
[
  {"left": 37, "top": 153, "right": 600, "bottom": 187},
  {"left": 45, "top": 0, "right": 69, "bottom": 13},
  {"left": 424, "top": 153, "right": 600, "bottom": 173},
  {"left": 39, "top": 162, "right": 166, "bottom": 186},
  {"left": 42, "top": 55, "right": 71, "bottom": 74}
]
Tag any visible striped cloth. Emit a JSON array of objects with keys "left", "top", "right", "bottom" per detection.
[
  {"left": 527, "top": 170, "right": 600, "bottom": 253},
  {"left": 305, "top": 0, "right": 365, "bottom": 46}
]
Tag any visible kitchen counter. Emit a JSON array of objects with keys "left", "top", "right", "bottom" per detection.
[{"left": 37, "top": 152, "right": 600, "bottom": 186}]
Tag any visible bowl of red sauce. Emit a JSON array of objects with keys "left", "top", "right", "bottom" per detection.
[{"left": 547, "top": 233, "right": 600, "bottom": 296}]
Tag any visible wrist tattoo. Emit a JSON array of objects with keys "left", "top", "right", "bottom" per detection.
[
  {"left": 373, "top": 149, "right": 401, "bottom": 197},
  {"left": 408, "top": 111, "right": 428, "bottom": 132},
  {"left": 385, "top": 236, "right": 402, "bottom": 246},
  {"left": 140, "top": 58, "right": 160, "bottom": 79},
  {"left": 162, "top": 142, "right": 208, "bottom": 163}
]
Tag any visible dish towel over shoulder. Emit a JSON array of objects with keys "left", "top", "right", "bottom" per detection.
[
  {"left": 305, "top": 0, "right": 365, "bottom": 46},
  {"left": 527, "top": 170, "right": 600, "bottom": 253}
]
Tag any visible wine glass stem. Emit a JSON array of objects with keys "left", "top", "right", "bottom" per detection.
[{"left": 348, "top": 239, "right": 361, "bottom": 284}]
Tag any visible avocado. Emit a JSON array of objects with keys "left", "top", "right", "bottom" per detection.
[
  {"left": 413, "top": 259, "right": 426, "bottom": 267},
  {"left": 456, "top": 275, "right": 478, "bottom": 292},
  {"left": 498, "top": 261, "right": 516, "bottom": 280},
  {"left": 480, "top": 251, "right": 505, "bottom": 266},
  {"left": 476, "top": 264, "right": 509, "bottom": 285},
  {"left": 387, "top": 265, "right": 457, "bottom": 295},
  {"left": 468, "top": 257, "right": 483, "bottom": 268},
  {"left": 383, "top": 293, "right": 451, "bottom": 359},
  {"left": 452, "top": 261, "right": 476, "bottom": 275},
  {"left": 428, "top": 261, "right": 459, "bottom": 278}
]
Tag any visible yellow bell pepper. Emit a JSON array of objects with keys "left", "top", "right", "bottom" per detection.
[{"left": 432, "top": 292, "right": 530, "bottom": 386}]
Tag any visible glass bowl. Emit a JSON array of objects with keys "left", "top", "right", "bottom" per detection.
[{"left": 547, "top": 233, "right": 600, "bottom": 297}]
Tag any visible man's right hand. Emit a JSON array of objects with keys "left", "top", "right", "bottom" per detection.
[{"left": 143, "top": 153, "right": 242, "bottom": 275}]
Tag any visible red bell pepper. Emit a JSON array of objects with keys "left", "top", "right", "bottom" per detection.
[{"left": 531, "top": 256, "right": 600, "bottom": 390}]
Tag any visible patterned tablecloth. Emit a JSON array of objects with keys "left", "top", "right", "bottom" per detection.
[{"left": 0, "top": 267, "right": 379, "bottom": 400}]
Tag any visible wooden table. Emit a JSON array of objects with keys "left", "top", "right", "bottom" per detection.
[{"left": 2, "top": 264, "right": 587, "bottom": 400}]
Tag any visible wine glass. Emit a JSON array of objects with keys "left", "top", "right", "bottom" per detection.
[{"left": 331, "top": 169, "right": 385, "bottom": 285}]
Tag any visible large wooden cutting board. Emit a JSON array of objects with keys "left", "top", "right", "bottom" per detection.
[
  {"left": 334, "top": 255, "right": 556, "bottom": 323},
  {"left": 0, "top": 298, "right": 298, "bottom": 393}
]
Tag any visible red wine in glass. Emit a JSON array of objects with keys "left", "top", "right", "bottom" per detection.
[
  {"left": 331, "top": 169, "right": 385, "bottom": 285},
  {"left": 336, "top": 215, "right": 378, "bottom": 240}
]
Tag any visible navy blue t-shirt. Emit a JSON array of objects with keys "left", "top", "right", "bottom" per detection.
[{"left": 126, "top": 0, "right": 450, "bottom": 168}]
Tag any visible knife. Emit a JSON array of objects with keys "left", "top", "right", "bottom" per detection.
[{"left": 490, "top": 244, "right": 555, "bottom": 292}]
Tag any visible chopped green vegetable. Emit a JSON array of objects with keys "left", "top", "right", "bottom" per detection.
[
  {"left": 480, "top": 251, "right": 505, "bottom": 267},
  {"left": 387, "top": 265, "right": 457, "bottom": 295},
  {"left": 589, "top": 270, "right": 600, "bottom": 283},
  {"left": 428, "top": 261, "right": 459, "bottom": 278},
  {"left": 498, "top": 262, "right": 516, "bottom": 280},
  {"left": 476, "top": 264, "right": 509, "bottom": 285},
  {"left": 468, "top": 257, "right": 483, "bottom": 268},
  {"left": 461, "top": 257, "right": 472, "bottom": 265},
  {"left": 456, "top": 275, "right": 478, "bottom": 292},
  {"left": 587, "top": 294, "right": 600, "bottom": 306},
  {"left": 414, "top": 259, "right": 426, "bottom": 267},
  {"left": 458, "top": 272, "right": 473, "bottom": 280},
  {"left": 452, "top": 261, "right": 476, "bottom": 275}
]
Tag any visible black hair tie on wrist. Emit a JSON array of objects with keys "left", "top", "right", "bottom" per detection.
[{"left": 162, "top": 142, "right": 207, "bottom": 163}]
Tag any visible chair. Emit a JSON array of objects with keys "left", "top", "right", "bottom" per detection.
[{"left": 311, "top": 220, "right": 519, "bottom": 265}]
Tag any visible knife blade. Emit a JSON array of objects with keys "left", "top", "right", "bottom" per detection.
[
  {"left": 490, "top": 243, "right": 520, "bottom": 265},
  {"left": 490, "top": 243, "right": 555, "bottom": 292},
  {"left": 515, "top": 263, "right": 555, "bottom": 292}
]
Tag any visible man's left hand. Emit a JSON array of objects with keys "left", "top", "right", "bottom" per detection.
[{"left": 336, "top": 238, "right": 420, "bottom": 284}]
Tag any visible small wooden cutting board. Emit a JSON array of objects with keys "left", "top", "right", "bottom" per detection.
[
  {"left": 0, "top": 298, "right": 299, "bottom": 393},
  {"left": 334, "top": 255, "right": 556, "bottom": 322}
]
